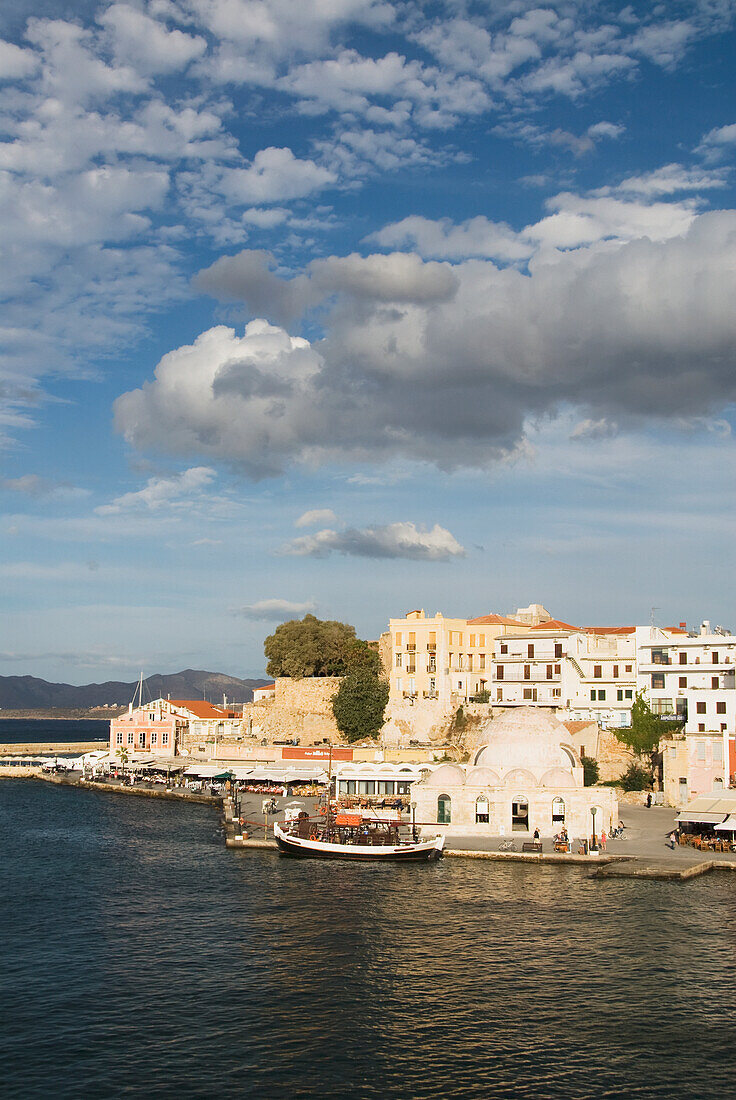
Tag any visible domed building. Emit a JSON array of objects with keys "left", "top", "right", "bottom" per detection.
[{"left": 413, "top": 708, "right": 617, "bottom": 841}]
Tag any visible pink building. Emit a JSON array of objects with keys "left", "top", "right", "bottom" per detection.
[{"left": 109, "top": 698, "right": 239, "bottom": 759}]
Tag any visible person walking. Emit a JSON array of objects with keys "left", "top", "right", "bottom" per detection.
[
  {"left": 667, "top": 830, "right": 677, "bottom": 850},
  {"left": 600, "top": 829, "right": 607, "bottom": 851},
  {"left": 646, "top": 792, "right": 652, "bottom": 808}
]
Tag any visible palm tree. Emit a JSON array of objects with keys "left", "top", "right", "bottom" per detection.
[{"left": 116, "top": 745, "right": 129, "bottom": 779}]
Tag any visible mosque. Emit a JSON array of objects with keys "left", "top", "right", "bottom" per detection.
[{"left": 413, "top": 707, "right": 618, "bottom": 841}]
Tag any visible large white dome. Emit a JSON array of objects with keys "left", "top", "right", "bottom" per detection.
[{"left": 472, "top": 707, "right": 580, "bottom": 778}]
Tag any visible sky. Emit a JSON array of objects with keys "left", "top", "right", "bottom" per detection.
[{"left": 1, "top": 0, "right": 736, "bottom": 684}]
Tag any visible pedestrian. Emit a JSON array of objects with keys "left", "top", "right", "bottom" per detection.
[
  {"left": 600, "top": 829, "right": 607, "bottom": 851},
  {"left": 533, "top": 827, "right": 540, "bottom": 841},
  {"left": 646, "top": 792, "right": 652, "bottom": 808},
  {"left": 667, "top": 830, "right": 677, "bottom": 850}
]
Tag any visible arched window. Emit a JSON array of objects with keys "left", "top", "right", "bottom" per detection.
[
  {"left": 552, "top": 797, "right": 565, "bottom": 823},
  {"left": 512, "top": 798, "right": 529, "bottom": 831},
  {"left": 475, "top": 796, "right": 489, "bottom": 824},
  {"left": 714, "top": 777, "right": 724, "bottom": 791},
  {"left": 437, "top": 794, "right": 452, "bottom": 824}
]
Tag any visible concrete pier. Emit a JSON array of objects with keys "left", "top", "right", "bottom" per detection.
[{"left": 0, "top": 741, "right": 104, "bottom": 755}]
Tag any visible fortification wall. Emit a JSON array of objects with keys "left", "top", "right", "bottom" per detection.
[{"left": 242, "top": 676, "right": 342, "bottom": 744}]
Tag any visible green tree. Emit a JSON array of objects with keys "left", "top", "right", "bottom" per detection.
[
  {"left": 581, "top": 754, "right": 599, "bottom": 786},
  {"left": 264, "top": 615, "right": 357, "bottom": 678},
  {"left": 617, "top": 762, "right": 650, "bottom": 791},
  {"left": 617, "top": 691, "right": 680, "bottom": 755},
  {"left": 332, "top": 670, "right": 389, "bottom": 743}
]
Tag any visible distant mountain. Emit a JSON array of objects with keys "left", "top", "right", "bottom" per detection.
[{"left": 0, "top": 669, "right": 270, "bottom": 710}]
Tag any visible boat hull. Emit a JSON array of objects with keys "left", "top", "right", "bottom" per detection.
[{"left": 274, "top": 824, "right": 444, "bottom": 862}]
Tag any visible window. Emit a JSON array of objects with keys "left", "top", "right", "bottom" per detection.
[
  {"left": 553, "top": 689, "right": 561, "bottom": 698},
  {"left": 679, "top": 652, "right": 687, "bottom": 665},
  {"left": 479, "top": 634, "right": 485, "bottom": 647},
  {"left": 652, "top": 648, "right": 667, "bottom": 665},
  {"left": 138, "top": 733, "right": 146, "bottom": 746},
  {"left": 395, "top": 652, "right": 402, "bottom": 667},
  {"left": 457, "top": 681, "right": 462, "bottom": 690},
  {"left": 698, "top": 724, "right": 705, "bottom": 732},
  {"left": 546, "top": 665, "right": 553, "bottom": 679},
  {"left": 458, "top": 654, "right": 464, "bottom": 670},
  {"left": 512, "top": 799, "right": 529, "bottom": 831},
  {"left": 625, "top": 689, "right": 633, "bottom": 700},
  {"left": 714, "top": 777, "right": 724, "bottom": 791},
  {"left": 712, "top": 677, "right": 720, "bottom": 689},
  {"left": 151, "top": 732, "right": 157, "bottom": 745},
  {"left": 625, "top": 664, "right": 632, "bottom": 673},
  {"left": 497, "top": 665, "right": 504, "bottom": 680},
  {"left": 116, "top": 731, "right": 123, "bottom": 745},
  {"left": 552, "top": 797, "right": 565, "bottom": 823},
  {"left": 555, "top": 643, "right": 563, "bottom": 659},
  {"left": 395, "top": 632, "right": 402, "bottom": 645},
  {"left": 714, "top": 742, "right": 723, "bottom": 762},
  {"left": 409, "top": 632, "right": 416, "bottom": 645},
  {"left": 717, "top": 701, "right": 726, "bottom": 714},
  {"left": 396, "top": 678, "right": 402, "bottom": 693},
  {"left": 428, "top": 655, "right": 436, "bottom": 672},
  {"left": 501, "top": 643, "right": 508, "bottom": 654},
  {"left": 162, "top": 732, "right": 169, "bottom": 746},
  {"left": 429, "top": 678, "right": 436, "bottom": 692},
  {"left": 524, "top": 664, "right": 530, "bottom": 680},
  {"left": 479, "top": 654, "right": 486, "bottom": 670},
  {"left": 599, "top": 690, "right": 606, "bottom": 701},
  {"left": 722, "top": 724, "right": 727, "bottom": 732},
  {"left": 651, "top": 673, "right": 665, "bottom": 690},
  {"left": 523, "top": 688, "right": 537, "bottom": 701},
  {"left": 428, "top": 632, "right": 436, "bottom": 646},
  {"left": 475, "top": 797, "right": 489, "bottom": 824},
  {"left": 437, "top": 795, "right": 451, "bottom": 824},
  {"left": 594, "top": 665, "right": 602, "bottom": 678},
  {"left": 467, "top": 655, "right": 473, "bottom": 672},
  {"left": 591, "top": 690, "right": 597, "bottom": 701},
  {"left": 127, "top": 732, "right": 134, "bottom": 745},
  {"left": 679, "top": 677, "right": 687, "bottom": 688},
  {"left": 713, "top": 651, "right": 719, "bottom": 664},
  {"left": 617, "top": 690, "right": 623, "bottom": 701},
  {"left": 697, "top": 741, "right": 706, "bottom": 761},
  {"left": 697, "top": 701, "right": 707, "bottom": 714},
  {"left": 554, "top": 664, "right": 561, "bottom": 675},
  {"left": 496, "top": 689, "right": 503, "bottom": 701},
  {"left": 528, "top": 644, "right": 535, "bottom": 658},
  {"left": 470, "top": 634, "right": 476, "bottom": 647},
  {"left": 613, "top": 665, "right": 619, "bottom": 678}
]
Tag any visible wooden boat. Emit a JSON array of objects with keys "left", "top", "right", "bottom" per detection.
[{"left": 274, "top": 816, "right": 444, "bottom": 862}]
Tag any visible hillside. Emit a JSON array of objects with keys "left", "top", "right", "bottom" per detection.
[{"left": 0, "top": 670, "right": 269, "bottom": 710}]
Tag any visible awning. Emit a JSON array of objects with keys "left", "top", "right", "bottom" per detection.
[
  {"left": 676, "top": 811, "right": 728, "bottom": 824},
  {"left": 715, "top": 815, "right": 736, "bottom": 832}
]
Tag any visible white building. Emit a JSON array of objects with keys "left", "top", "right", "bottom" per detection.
[
  {"left": 635, "top": 622, "right": 736, "bottom": 727},
  {"left": 412, "top": 707, "right": 618, "bottom": 841}
]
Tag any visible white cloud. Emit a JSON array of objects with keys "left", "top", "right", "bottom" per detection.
[
  {"left": 237, "top": 597, "right": 317, "bottom": 620},
  {"left": 295, "top": 508, "right": 337, "bottom": 528},
  {"left": 0, "top": 39, "right": 39, "bottom": 80},
  {"left": 0, "top": 474, "right": 88, "bottom": 499},
  {"left": 601, "top": 163, "right": 728, "bottom": 197},
  {"left": 216, "top": 147, "right": 337, "bottom": 205},
  {"left": 99, "top": 4, "right": 207, "bottom": 75},
  {"left": 280, "top": 522, "right": 466, "bottom": 560},
  {"left": 697, "top": 122, "right": 736, "bottom": 160},
  {"left": 95, "top": 466, "right": 216, "bottom": 514},
  {"left": 368, "top": 215, "right": 533, "bottom": 262},
  {"left": 115, "top": 213, "right": 736, "bottom": 474}
]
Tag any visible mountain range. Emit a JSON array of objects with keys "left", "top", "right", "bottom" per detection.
[{"left": 0, "top": 670, "right": 269, "bottom": 710}]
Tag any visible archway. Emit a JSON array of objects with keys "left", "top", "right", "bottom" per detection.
[
  {"left": 437, "top": 794, "right": 451, "bottom": 824},
  {"left": 512, "top": 798, "right": 529, "bottom": 831}
]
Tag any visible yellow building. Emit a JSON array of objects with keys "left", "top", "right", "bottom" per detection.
[{"left": 387, "top": 608, "right": 540, "bottom": 705}]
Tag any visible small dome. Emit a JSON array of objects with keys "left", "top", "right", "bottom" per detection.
[
  {"left": 471, "top": 707, "right": 582, "bottom": 784},
  {"left": 465, "top": 766, "right": 502, "bottom": 786},
  {"left": 540, "top": 767, "right": 576, "bottom": 788},
  {"left": 504, "top": 767, "right": 538, "bottom": 788},
  {"left": 423, "top": 763, "right": 466, "bottom": 788}
]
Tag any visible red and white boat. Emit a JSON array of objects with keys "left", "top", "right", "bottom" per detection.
[{"left": 274, "top": 812, "right": 444, "bottom": 862}]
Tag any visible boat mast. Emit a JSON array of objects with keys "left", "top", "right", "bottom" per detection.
[{"left": 326, "top": 741, "right": 333, "bottom": 836}]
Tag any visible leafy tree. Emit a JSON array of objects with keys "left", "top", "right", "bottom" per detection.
[
  {"left": 344, "top": 639, "right": 383, "bottom": 677},
  {"left": 617, "top": 691, "right": 680, "bottom": 755},
  {"left": 332, "top": 670, "right": 389, "bottom": 743},
  {"left": 264, "top": 615, "right": 357, "bottom": 678},
  {"left": 581, "top": 754, "right": 599, "bottom": 786},
  {"left": 617, "top": 762, "right": 650, "bottom": 791}
]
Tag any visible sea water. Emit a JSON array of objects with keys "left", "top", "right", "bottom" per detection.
[{"left": 1, "top": 778, "right": 735, "bottom": 1099}]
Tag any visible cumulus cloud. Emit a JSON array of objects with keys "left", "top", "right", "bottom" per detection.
[
  {"left": 115, "top": 212, "right": 736, "bottom": 475},
  {"left": 237, "top": 597, "right": 317, "bottom": 620},
  {"left": 280, "top": 522, "right": 466, "bottom": 560},
  {"left": 0, "top": 474, "right": 89, "bottom": 499},
  {"left": 96, "top": 466, "right": 216, "bottom": 514},
  {"left": 295, "top": 509, "right": 338, "bottom": 528}
]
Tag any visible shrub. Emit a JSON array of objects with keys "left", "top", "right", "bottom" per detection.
[
  {"left": 332, "top": 671, "right": 389, "bottom": 743},
  {"left": 617, "top": 762, "right": 650, "bottom": 791},
  {"left": 581, "top": 754, "right": 599, "bottom": 786}
]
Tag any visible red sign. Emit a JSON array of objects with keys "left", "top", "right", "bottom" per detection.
[{"left": 281, "top": 747, "right": 353, "bottom": 761}]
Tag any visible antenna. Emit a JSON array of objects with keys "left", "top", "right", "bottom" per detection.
[{"left": 650, "top": 607, "right": 659, "bottom": 629}]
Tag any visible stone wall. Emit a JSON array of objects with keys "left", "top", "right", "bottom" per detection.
[{"left": 241, "top": 676, "right": 342, "bottom": 744}]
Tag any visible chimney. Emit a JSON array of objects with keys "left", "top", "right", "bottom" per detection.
[{"left": 679, "top": 622, "right": 687, "bottom": 630}]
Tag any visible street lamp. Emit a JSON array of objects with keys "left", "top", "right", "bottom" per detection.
[
  {"left": 410, "top": 800, "right": 417, "bottom": 842},
  {"left": 590, "top": 806, "right": 598, "bottom": 851}
]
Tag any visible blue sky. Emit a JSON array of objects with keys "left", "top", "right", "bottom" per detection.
[{"left": 1, "top": 0, "right": 736, "bottom": 683}]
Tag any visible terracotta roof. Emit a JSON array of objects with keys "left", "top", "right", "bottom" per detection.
[
  {"left": 168, "top": 700, "right": 229, "bottom": 719},
  {"left": 467, "top": 614, "right": 526, "bottom": 626},
  {"left": 528, "top": 619, "right": 579, "bottom": 631},
  {"left": 563, "top": 720, "right": 598, "bottom": 733}
]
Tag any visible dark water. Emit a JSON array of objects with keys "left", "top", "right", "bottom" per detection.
[
  {"left": 0, "top": 718, "right": 107, "bottom": 743},
  {"left": 2, "top": 779, "right": 735, "bottom": 1100}
]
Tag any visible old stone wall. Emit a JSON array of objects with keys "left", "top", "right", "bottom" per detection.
[
  {"left": 241, "top": 676, "right": 342, "bottom": 744},
  {"left": 595, "top": 729, "right": 637, "bottom": 783}
]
